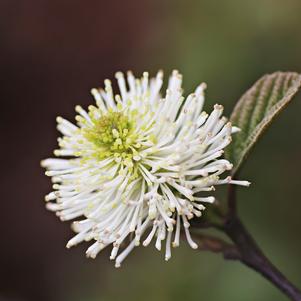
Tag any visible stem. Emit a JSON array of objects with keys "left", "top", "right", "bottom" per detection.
[
  {"left": 193, "top": 233, "right": 241, "bottom": 260},
  {"left": 227, "top": 183, "right": 237, "bottom": 215},
  {"left": 224, "top": 185, "right": 301, "bottom": 301}
]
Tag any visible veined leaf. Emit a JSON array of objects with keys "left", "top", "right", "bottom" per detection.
[{"left": 226, "top": 72, "right": 301, "bottom": 175}]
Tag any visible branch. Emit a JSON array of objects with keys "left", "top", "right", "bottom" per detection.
[
  {"left": 224, "top": 184, "right": 301, "bottom": 300},
  {"left": 192, "top": 183, "right": 301, "bottom": 300},
  {"left": 224, "top": 215, "right": 301, "bottom": 301},
  {"left": 193, "top": 217, "right": 301, "bottom": 300},
  {"left": 227, "top": 184, "right": 237, "bottom": 216},
  {"left": 193, "top": 233, "right": 241, "bottom": 260}
]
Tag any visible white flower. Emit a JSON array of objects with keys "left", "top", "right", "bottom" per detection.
[{"left": 41, "top": 70, "right": 249, "bottom": 267}]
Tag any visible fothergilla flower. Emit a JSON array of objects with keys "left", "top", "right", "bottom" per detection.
[{"left": 41, "top": 70, "right": 249, "bottom": 267}]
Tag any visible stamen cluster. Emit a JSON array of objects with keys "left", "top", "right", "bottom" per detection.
[{"left": 42, "top": 70, "right": 249, "bottom": 267}]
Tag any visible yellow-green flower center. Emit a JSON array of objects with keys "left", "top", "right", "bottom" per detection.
[{"left": 84, "top": 110, "right": 142, "bottom": 171}]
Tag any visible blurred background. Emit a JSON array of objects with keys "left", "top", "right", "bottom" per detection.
[{"left": 1, "top": 0, "right": 301, "bottom": 300}]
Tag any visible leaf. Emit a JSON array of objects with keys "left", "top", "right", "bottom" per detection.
[{"left": 226, "top": 72, "right": 301, "bottom": 176}]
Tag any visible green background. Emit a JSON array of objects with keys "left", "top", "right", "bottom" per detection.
[
  {"left": 61, "top": 1, "right": 301, "bottom": 300},
  {"left": 1, "top": 0, "right": 301, "bottom": 300}
]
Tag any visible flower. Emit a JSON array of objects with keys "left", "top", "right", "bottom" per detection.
[{"left": 41, "top": 70, "right": 249, "bottom": 267}]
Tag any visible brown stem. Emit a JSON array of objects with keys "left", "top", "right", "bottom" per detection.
[
  {"left": 193, "top": 233, "right": 241, "bottom": 260},
  {"left": 223, "top": 183, "right": 301, "bottom": 300},
  {"left": 227, "top": 184, "right": 237, "bottom": 215},
  {"left": 193, "top": 217, "right": 301, "bottom": 300},
  {"left": 194, "top": 184, "right": 301, "bottom": 300},
  {"left": 223, "top": 215, "right": 301, "bottom": 301}
]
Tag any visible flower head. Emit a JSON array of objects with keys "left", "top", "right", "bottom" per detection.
[{"left": 41, "top": 70, "right": 249, "bottom": 267}]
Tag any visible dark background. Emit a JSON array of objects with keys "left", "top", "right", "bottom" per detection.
[{"left": 1, "top": 0, "right": 301, "bottom": 300}]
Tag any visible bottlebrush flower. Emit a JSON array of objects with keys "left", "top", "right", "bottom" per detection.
[{"left": 41, "top": 70, "right": 249, "bottom": 267}]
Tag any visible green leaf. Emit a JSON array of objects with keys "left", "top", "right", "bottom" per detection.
[{"left": 226, "top": 72, "right": 301, "bottom": 175}]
